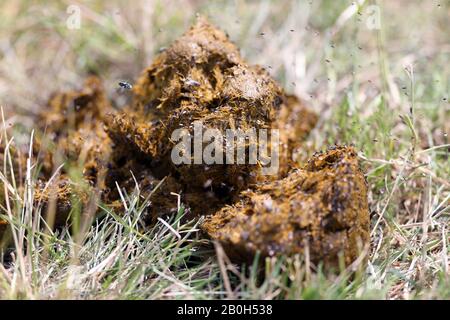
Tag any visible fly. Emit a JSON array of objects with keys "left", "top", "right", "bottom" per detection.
[
  {"left": 118, "top": 81, "right": 133, "bottom": 90},
  {"left": 184, "top": 78, "right": 201, "bottom": 87}
]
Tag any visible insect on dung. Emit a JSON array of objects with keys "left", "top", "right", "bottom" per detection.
[{"left": 184, "top": 78, "right": 201, "bottom": 87}]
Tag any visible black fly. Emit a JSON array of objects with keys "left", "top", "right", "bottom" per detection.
[{"left": 118, "top": 81, "right": 133, "bottom": 90}]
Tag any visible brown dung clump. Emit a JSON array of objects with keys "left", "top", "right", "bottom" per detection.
[
  {"left": 202, "top": 146, "right": 369, "bottom": 266},
  {"left": 30, "top": 76, "right": 112, "bottom": 225},
  {"left": 36, "top": 76, "right": 112, "bottom": 184},
  {"left": 106, "top": 17, "right": 283, "bottom": 200},
  {"left": 1, "top": 16, "right": 369, "bottom": 267}
]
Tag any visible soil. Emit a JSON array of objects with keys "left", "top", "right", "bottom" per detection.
[{"left": 0, "top": 16, "right": 369, "bottom": 267}]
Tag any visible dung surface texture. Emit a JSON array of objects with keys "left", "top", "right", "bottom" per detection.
[{"left": 202, "top": 146, "right": 369, "bottom": 266}]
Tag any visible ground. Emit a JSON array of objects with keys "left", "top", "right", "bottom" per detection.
[{"left": 0, "top": 0, "right": 448, "bottom": 299}]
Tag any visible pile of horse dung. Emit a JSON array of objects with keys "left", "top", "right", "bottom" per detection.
[{"left": 0, "top": 16, "right": 369, "bottom": 268}]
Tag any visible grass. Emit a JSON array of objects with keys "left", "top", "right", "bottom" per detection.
[{"left": 0, "top": 0, "right": 448, "bottom": 299}]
